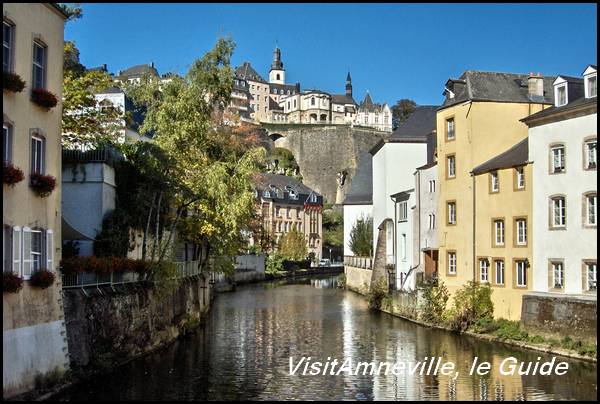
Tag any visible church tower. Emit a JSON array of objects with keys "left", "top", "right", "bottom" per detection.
[
  {"left": 345, "top": 72, "right": 353, "bottom": 97},
  {"left": 269, "top": 46, "right": 285, "bottom": 85}
]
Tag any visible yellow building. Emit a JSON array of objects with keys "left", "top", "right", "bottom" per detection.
[
  {"left": 471, "top": 139, "right": 532, "bottom": 320},
  {"left": 436, "top": 71, "right": 553, "bottom": 318}
]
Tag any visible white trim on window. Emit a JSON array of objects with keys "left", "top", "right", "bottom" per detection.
[
  {"left": 46, "top": 229, "right": 53, "bottom": 272},
  {"left": 22, "top": 227, "right": 32, "bottom": 279},
  {"left": 516, "top": 219, "right": 527, "bottom": 245},
  {"left": 495, "top": 260, "right": 504, "bottom": 285},
  {"left": 516, "top": 260, "right": 527, "bottom": 287},
  {"left": 12, "top": 226, "right": 21, "bottom": 275}
]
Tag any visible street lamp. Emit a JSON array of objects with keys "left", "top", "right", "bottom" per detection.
[{"left": 328, "top": 248, "right": 332, "bottom": 263}]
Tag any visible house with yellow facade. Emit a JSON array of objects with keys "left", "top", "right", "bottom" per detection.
[
  {"left": 436, "top": 71, "right": 554, "bottom": 319},
  {"left": 471, "top": 138, "right": 532, "bottom": 320}
]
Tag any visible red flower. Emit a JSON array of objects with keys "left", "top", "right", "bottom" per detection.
[
  {"left": 3, "top": 71, "right": 26, "bottom": 93},
  {"left": 30, "top": 172, "right": 56, "bottom": 197},
  {"left": 31, "top": 88, "right": 58, "bottom": 109},
  {"left": 3, "top": 272, "right": 24, "bottom": 293},
  {"left": 29, "top": 269, "right": 55, "bottom": 289},
  {"left": 3, "top": 161, "right": 25, "bottom": 186}
]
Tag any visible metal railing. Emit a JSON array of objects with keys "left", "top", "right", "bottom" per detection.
[
  {"left": 344, "top": 255, "right": 373, "bottom": 270},
  {"left": 62, "top": 260, "right": 204, "bottom": 291}
]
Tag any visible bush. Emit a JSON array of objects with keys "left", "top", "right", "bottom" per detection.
[
  {"left": 491, "top": 319, "right": 529, "bottom": 341},
  {"left": 3, "top": 272, "right": 24, "bottom": 293},
  {"left": 30, "top": 172, "right": 56, "bottom": 197},
  {"left": 3, "top": 162, "right": 25, "bottom": 186},
  {"left": 31, "top": 88, "right": 59, "bottom": 109},
  {"left": 3, "top": 71, "right": 26, "bottom": 93},
  {"left": 60, "top": 256, "right": 153, "bottom": 276},
  {"left": 419, "top": 281, "right": 449, "bottom": 324},
  {"left": 93, "top": 209, "right": 132, "bottom": 257},
  {"left": 266, "top": 253, "right": 284, "bottom": 275},
  {"left": 349, "top": 215, "right": 373, "bottom": 256},
  {"left": 447, "top": 281, "right": 494, "bottom": 331},
  {"left": 29, "top": 269, "right": 55, "bottom": 289},
  {"left": 367, "top": 278, "right": 388, "bottom": 310}
]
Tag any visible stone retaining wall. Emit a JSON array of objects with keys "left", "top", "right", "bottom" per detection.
[{"left": 344, "top": 265, "right": 372, "bottom": 295}]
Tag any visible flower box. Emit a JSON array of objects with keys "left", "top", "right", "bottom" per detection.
[
  {"left": 3, "top": 71, "right": 26, "bottom": 93},
  {"left": 3, "top": 162, "right": 25, "bottom": 186},
  {"left": 30, "top": 172, "right": 56, "bottom": 197},
  {"left": 31, "top": 88, "right": 59, "bottom": 109},
  {"left": 3, "top": 272, "right": 24, "bottom": 293},
  {"left": 29, "top": 269, "right": 55, "bottom": 289}
]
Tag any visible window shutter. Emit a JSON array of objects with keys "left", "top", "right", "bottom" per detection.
[
  {"left": 12, "top": 226, "right": 21, "bottom": 275},
  {"left": 46, "top": 229, "right": 53, "bottom": 272},
  {"left": 22, "top": 227, "right": 32, "bottom": 279}
]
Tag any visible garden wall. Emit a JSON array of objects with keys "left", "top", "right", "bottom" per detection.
[{"left": 344, "top": 265, "right": 372, "bottom": 295}]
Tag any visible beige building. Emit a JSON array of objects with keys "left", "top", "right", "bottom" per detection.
[
  {"left": 252, "top": 173, "right": 323, "bottom": 260},
  {"left": 436, "top": 70, "right": 554, "bottom": 319},
  {"left": 3, "top": 3, "right": 70, "bottom": 397}
]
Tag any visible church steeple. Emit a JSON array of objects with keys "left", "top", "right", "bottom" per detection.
[
  {"left": 345, "top": 72, "right": 352, "bottom": 97},
  {"left": 269, "top": 46, "right": 285, "bottom": 84},
  {"left": 271, "top": 47, "right": 283, "bottom": 71}
]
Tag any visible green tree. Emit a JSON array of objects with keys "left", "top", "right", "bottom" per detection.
[
  {"left": 278, "top": 225, "right": 308, "bottom": 261},
  {"left": 391, "top": 99, "right": 417, "bottom": 130},
  {"left": 322, "top": 205, "right": 343, "bottom": 260},
  {"left": 349, "top": 214, "right": 373, "bottom": 256}
]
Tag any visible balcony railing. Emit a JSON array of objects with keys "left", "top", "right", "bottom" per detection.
[
  {"left": 62, "top": 146, "right": 124, "bottom": 166},
  {"left": 344, "top": 255, "right": 372, "bottom": 270}
]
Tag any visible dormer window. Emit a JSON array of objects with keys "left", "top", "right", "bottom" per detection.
[
  {"left": 263, "top": 190, "right": 271, "bottom": 198},
  {"left": 555, "top": 84, "right": 567, "bottom": 107},
  {"left": 583, "top": 65, "right": 597, "bottom": 99}
]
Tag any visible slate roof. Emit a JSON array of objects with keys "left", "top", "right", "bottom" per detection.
[
  {"left": 343, "top": 152, "right": 373, "bottom": 205},
  {"left": 521, "top": 95, "right": 597, "bottom": 125},
  {"left": 269, "top": 98, "right": 283, "bottom": 111},
  {"left": 441, "top": 71, "right": 556, "bottom": 110},
  {"left": 358, "top": 92, "right": 388, "bottom": 113},
  {"left": 471, "top": 138, "right": 529, "bottom": 175},
  {"left": 253, "top": 173, "right": 323, "bottom": 205},
  {"left": 269, "top": 82, "right": 301, "bottom": 93},
  {"left": 235, "top": 62, "right": 267, "bottom": 83},
  {"left": 331, "top": 94, "right": 357, "bottom": 105},
  {"left": 118, "top": 64, "right": 159, "bottom": 79},
  {"left": 390, "top": 106, "right": 437, "bottom": 141}
]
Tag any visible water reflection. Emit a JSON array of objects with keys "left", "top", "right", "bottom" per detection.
[{"left": 55, "top": 275, "right": 597, "bottom": 401}]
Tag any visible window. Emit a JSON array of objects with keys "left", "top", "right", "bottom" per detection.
[
  {"left": 552, "top": 261, "right": 564, "bottom": 289},
  {"left": 3, "top": 226, "right": 12, "bottom": 273},
  {"left": 31, "top": 134, "right": 45, "bottom": 174},
  {"left": 515, "top": 167, "right": 525, "bottom": 189},
  {"left": 515, "top": 260, "right": 527, "bottom": 287},
  {"left": 490, "top": 171, "right": 499, "bottom": 193},
  {"left": 311, "top": 97, "right": 315, "bottom": 106},
  {"left": 495, "top": 260, "right": 505, "bottom": 285},
  {"left": 31, "top": 230, "right": 43, "bottom": 272},
  {"left": 516, "top": 218, "right": 527, "bottom": 245},
  {"left": 446, "top": 118, "right": 455, "bottom": 140},
  {"left": 494, "top": 220, "right": 505, "bottom": 246},
  {"left": 401, "top": 234, "right": 407, "bottom": 260},
  {"left": 448, "top": 252, "right": 457, "bottom": 275},
  {"left": 309, "top": 193, "right": 318, "bottom": 203},
  {"left": 479, "top": 259, "right": 489, "bottom": 283},
  {"left": 429, "top": 180, "right": 435, "bottom": 193},
  {"left": 3, "top": 123, "right": 12, "bottom": 162},
  {"left": 276, "top": 207, "right": 281, "bottom": 217},
  {"left": 32, "top": 41, "right": 47, "bottom": 89},
  {"left": 556, "top": 85, "right": 567, "bottom": 106},
  {"left": 586, "top": 193, "right": 597, "bottom": 226},
  {"left": 585, "top": 139, "right": 597, "bottom": 169},
  {"left": 428, "top": 214, "right": 436, "bottom": 230},
  {"left": 587, "top": 75, "right": 597, "bottom": 98},
  {"left": 551, "top": 145, "right": 565, "bottom": 173},
  {"left": 293, "top": 99, "right": 296, "bottom": 108},
  {"left": 551, "top": 196, "right": 566, "bottom": 228},
  {"left": 3, "top": 20, "right": 14, "bottom": 72},
  {"left": 263, "top": 190, "right": 270, "bottom": 198},
  {"left": 398, "top": 201, "right": 408, "bottom": 222},
  {"left": 447, "top": 202, "right": 456, "bottom": 224},
  {"left": 447, "top": 155, "right": 456, "bottom": 178},
  {"left": 586, "top": 262, "right": 597, "bottom": 291}
]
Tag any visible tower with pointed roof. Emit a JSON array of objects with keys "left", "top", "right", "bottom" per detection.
[
  {"left": 345, "top": 72, "right": 353, "bottom": 97},
  {"left": 269, "top": 46, "right": 285, "bottom": 85}
]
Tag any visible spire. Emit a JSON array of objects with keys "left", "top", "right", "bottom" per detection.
[
  {"left": 345, "top": 71, "right": 353, "bottom": 97},
  {"left": 271, "top": 45, "right": 283, "bottom": 71},
  {"left": 346, "top": 72, "right": 352, "bottom": 83}
]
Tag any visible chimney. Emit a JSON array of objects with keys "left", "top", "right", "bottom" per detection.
[{"left": 528, "top": 72, "right": 544, "bottom": 100}]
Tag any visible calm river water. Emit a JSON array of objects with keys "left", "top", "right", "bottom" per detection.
[{"left": 55, "top": 275, "right": 597, "bottom": 401}]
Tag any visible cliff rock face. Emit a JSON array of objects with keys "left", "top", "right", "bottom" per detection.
[{"left": 266, "top": 125, "right": 387, "bottom": 204}]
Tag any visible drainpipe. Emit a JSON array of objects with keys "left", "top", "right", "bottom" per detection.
[
  {"left": 391, "top": 195, "right": 398, "bottom": 291},
  {"left": 472, "top": 173, "right": 477, "bottom": 282}
]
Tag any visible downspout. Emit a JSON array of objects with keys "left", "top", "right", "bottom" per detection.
[
  {"left": 472, "top": 173, "right": 477, "bottom": 282},
  {"left": 391, "top": 195, "right": 398, "bottom": 291}
]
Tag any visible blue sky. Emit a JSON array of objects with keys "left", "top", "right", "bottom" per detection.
[{"left": 65, "top": 3, "right": 597, "bottom": 106}]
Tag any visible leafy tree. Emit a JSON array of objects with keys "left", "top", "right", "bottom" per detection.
[
  {"left": 278, "top": 225, "right": 308, "bottom": 261},
  {"left": 391, "top": 99, "right": 417, "bottom": 130},
  {"left": 57, "top": 3, "right": 83, "bottom": 21},
  {"left": 62, "top": 41, "right": 124, "bottom": 149},
  {"left": 266, "top": 147, "right": 301, "bottom": 178},
  {"left": 322, "top": 205, "right": 343, "bottom": 260},
  {"left": 349, "top": 214, "right": 373, "bottom": 257}
]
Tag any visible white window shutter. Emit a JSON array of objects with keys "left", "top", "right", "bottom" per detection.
[
  {"left": 46, "top": 229, "right": 53, "bottom": 272},
  {"left": 12, "top": 226, "right": 21, "bottom": 275},
  {"left": 22, "top": 227, "right": 32, "bottom": 279}
]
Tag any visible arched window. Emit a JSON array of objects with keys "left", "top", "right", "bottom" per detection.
[{"left": 276, "top": 74, "right": 280, "bottom": 80}]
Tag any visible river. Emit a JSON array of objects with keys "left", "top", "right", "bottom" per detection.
[{"left": 54, "top": 275, "right": 597, "bottom": 401}]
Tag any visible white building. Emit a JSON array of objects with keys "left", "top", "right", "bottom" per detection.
[
  {"left": 342, "top": 152, "right": 373, "bottom": 258},
  {"left": 414, "top": 160, "right": 438, "bottom": 283},
  {"left": 523, "top": 64, "right": 597, "bottom": 295},
  {"left": 356, "top": 93, "right": 393, "bottom": 133},
  {"left": 370, "top": 106, "right": 437, "bottom": 290}
]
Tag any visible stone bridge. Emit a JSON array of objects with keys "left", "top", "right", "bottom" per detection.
[{"left": 261, "top": 124, "right": 389, "bottom": 204}]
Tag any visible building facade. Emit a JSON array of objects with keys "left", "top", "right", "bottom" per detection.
[
  {"left": 523, "top": 65, "right": 597, "bottom": 296},
  {"left": 3, "top": 3, "right": 70, "bottom": 397},
  {"left": 414, "top": 161, "right": 438, "bottom": 283},
  {"left": 356, "top": 93, "right": 392, "bottom": 132},
  {"left": 252, "top": 173, "right": 324, "bottom": 260},
  {"left": 436, "top": 71, "right": 554, "bottom": 312},
  {"left": 342, "top": 152, "right": 373, "bottom": 258}
]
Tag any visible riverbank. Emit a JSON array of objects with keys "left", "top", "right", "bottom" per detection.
[{"left": 346, "top": 287, "right": 597, "bottom": 363}]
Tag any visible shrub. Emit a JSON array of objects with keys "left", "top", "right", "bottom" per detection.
[
  {"left": 3, "top": 272, "right": 24, "bottom": 293},
  {"left": 266, "top": 253, "right": 284, "bottom": 275},
  {"left": 491, "top": 319, "right": 529, "bottom": 341},
  {"left": 3, "top": 162, "right": 25, "bottom": 186},
  {"left": 367, "top": 278, "right": 388, "bottom": 310},
  {"left": 349, "top": 214, "right": 373, "bottom": 256},
  {"left": 3, "top": 71, "right": 26, "bottom": 93},
  {"left": 60, "top": 256, "right": 153, "bottom": 276},
  {"left": 447, "top": 281, "right": 494, "bottom": 331},
  {"left": 419, "top": 281, "right": 449, "bottom": 324},
  {"left": 30, "top": 172, "right": 56, "bottom": 197},
  {"left": 31, "top": 88, "right": 59, "bottom": 109},
  {"left": 29, "top": 269, "right": 55, "bottom": 289}
]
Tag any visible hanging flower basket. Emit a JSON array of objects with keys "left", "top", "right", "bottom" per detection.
[
  {"left": 30, "top": 172, "right": 56, "bottom": 197},
  {"left": 29, "top": 269, "right": 55, "bottom": 289},
  {"left": 3, "top": 71, "right": 26, "bottom": 93},
  {"left": 3, "top": 272, "right": 24, "bottom": 293},
  {"left": 3, "top": 162, "right": 25, "bottom": 186},
  {"left": 31, "top": 88, "right": 59, "bottom": 109}
]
